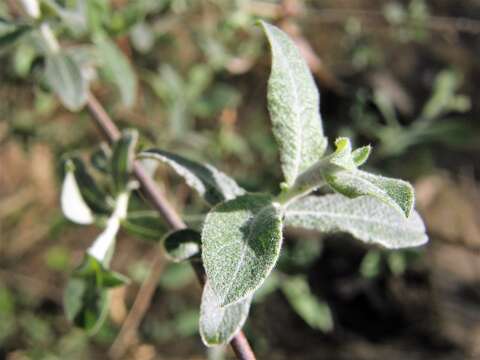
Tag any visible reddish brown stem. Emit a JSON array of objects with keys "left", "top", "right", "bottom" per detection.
[{"left": 85, "top": 94, "right": 256, "bottom": 360}]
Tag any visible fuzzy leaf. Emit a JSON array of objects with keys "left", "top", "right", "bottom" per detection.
[
  {"left": 45, "top": 51, "right": 88, "bottom": 111},
  {"left": 121, "top": 211, "right": 166, "bottom": 241},
  {"left": 282, "top": 276, "right": 333, "bottom": 332},
  {"left": 261, "top": 21, "right": 327, "bottom": 186},
  {"left": 200, "top": 281, "right": 252, "bottom": 346},
  {"left": 94, "top": 34, "right": 137, "bottom": 108},
  {"left": 202, "top": 194, "right": 283, "bottom": 306},
  {"left": 329, "top": 137, "right": 356, "bottom": 171},
  {"left": 325, "top": 170, "right": 414, "bottom": 218},
  {"left": 111, "top": 129, "right": 138, "bottom": 195},
  {"left": 61, "top": 162, "right": 95, "bottom": 225},
  {"left": 163, "top": 229, "right": 201, "bottom": 262},
  {"left": 284, "top": 194, "right": 428, "bottom": 249},
  {"left": 139, "top": 149, "right": 245, "bottom": 205}
]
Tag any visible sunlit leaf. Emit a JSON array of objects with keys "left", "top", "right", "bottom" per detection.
[
  {"left": 261, "top": 21, "right": 327, "bottom": 186},
  {"left": 325, "top": 169, "right": 414, "bottom": 218},
  {"left": 202, "top": 194, "right": 283, "bottom": 306},
  {"left": 285, "top": 194, "right": 428, "bottom": 249}
]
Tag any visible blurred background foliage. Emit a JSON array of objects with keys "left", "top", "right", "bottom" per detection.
[{"left": 1, "top": 0, "right": 480, "bottom": 359}]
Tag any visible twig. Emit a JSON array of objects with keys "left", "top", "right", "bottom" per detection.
[
  {"left": 85, "top": 94, "right": 256, "bottom": 360},
  {"left": 109, "top": 248, "right": 167, "bottom": 358}
]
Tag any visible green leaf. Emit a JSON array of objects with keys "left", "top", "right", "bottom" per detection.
[
  {"left": 199, "top": 281, "right": 252, "bottom": 346},
  {"left": 74, "top": 254, "right": 129, "bottom": 288},
  {"left": 139, "top": 149, "right": 245, "bottom": 206},
  {"left": 163, "top": 229, "right": 201, "bottom": 262},
  {"left": 284, "top": 194, "right": 428, "bottom": 249},
  {"left": 202, "top": 194, "right": 283, "bottom": 306},
  {"left": 281, "top": 276, "right": 333, "bottom": 332},
  {"left": 63, "top": 277, "right": 110, "bottom": 335},
  {"left": 44, "top": 51, "right": 88, "bottom": 111},
  {"left": 111, "top": 129, "right": 138, "bottom": 195},
  {"left": 260, "top": 21, "right": 327, "bottom": 186},
  {"left": 61, "top": 161, "right": 95, "bottom": 225},
  {"left": 325, "top": 169, "right": 414, "bottom": 218},
  {"left": 121, "top": 210, "right": 166, "bottom": 241},
  {"left": 94, "top": 34, "right": 137, "bottom": 108}
]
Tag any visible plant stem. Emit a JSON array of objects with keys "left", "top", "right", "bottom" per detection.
[{"left": 85, "top": 94, "right": 257, "bottom": 360}]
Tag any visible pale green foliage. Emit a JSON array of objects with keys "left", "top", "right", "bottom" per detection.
[
  {"left": 94, "top": 34, "right": 137, "bottom": 108},
  {"left": 324, "top": 169, "right": 414, "bottom": 218},
  {"left": 202, "top": 194, "right": 283, "bottom": 306},
  {"left": 284, "top": 194, "right": 427, "bottom": 248},
  {"left": 329, "top": 137, "right": 358, "bottom": 171},
  {"left": 261, "top": 21, "right": 327, "bottom": 187},
  {"left": 139, "top": 149, "right": 245, "bottom": 205},
  {"left": 199, "top": 281, "right": 252, "bottom": 346},
  {"left": 163, "top": 229, "right": 201, "bottom": 262},
  {"left": 44, "top": 51, "right": 87, "bottom": 111},
  {"left": 293, "top": 137, "right": 414, "bottom": 217},
  {"left": 281, "top": 276, "right": 333, "bottom": 332}
]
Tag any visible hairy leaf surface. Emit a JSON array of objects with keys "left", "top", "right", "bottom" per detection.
[
  {"left": 325, "top": 170, "right": 414, "bottom": 218},
  {"left": 202, "top": 194, "right": 283, "bottom": 306},
  {"left": 261, "top": 21, "right": 327, "bottom": 186},
  {"left": 200, "top": 281, "right": 252, "bottom": 346},
  {"left": 139, "top": 149, "right": 245, "bottom": 205},
  {"left": 285, "top": 194, "right": 428, "bottom": 248}
]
